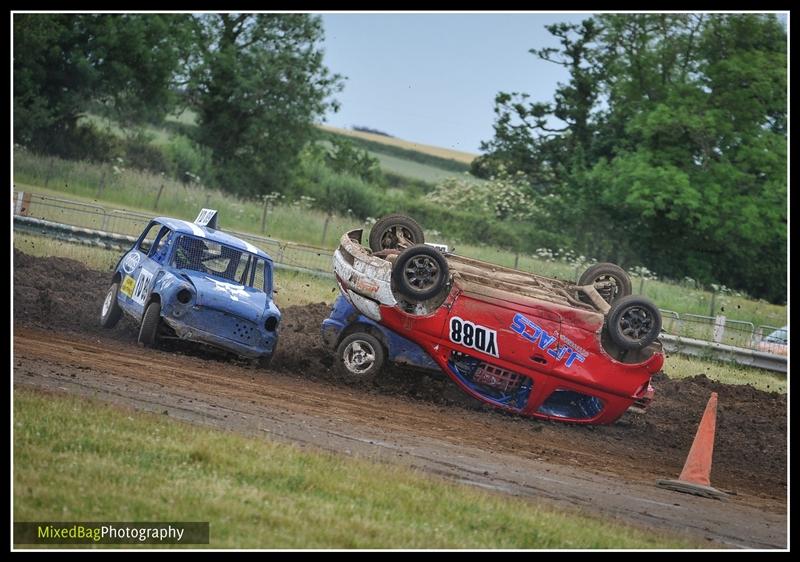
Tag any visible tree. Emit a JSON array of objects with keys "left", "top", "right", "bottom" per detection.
[
  {"left": 186, "top": 14, "right": 343, "bottom": 197},
  {"left": 13, "top": 14, "right": 188, "bottom": 154},
  {"left": 476, "top": 14, "right": 786, "bottom": 302}
]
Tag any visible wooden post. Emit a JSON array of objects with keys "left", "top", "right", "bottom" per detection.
[
  {"left": 713, "top": 315, "right": 726, "bottom": 343},
  {"left": 321, "top": 213, "right": 332, "bottom": 246},
  {"left": 709, "top": 290, "right": 716, "bottom": 317},
  {"left": 513, "top": 252, "right": 520, "bottom": 270},
  {"left": 261, "top": 197, "right": 269, "bottom": 234},
  {"left": 44, "top": 157, "right": 54, "bottom": 188},
  {"left": 96, "top": 170, "right": 107, "bottom": 197},
  {"left": 154, "top": 184, "right": 165, "bottom": 210},
  {"left": 639, "top": 277, "right": 645, "bottom": 295}
]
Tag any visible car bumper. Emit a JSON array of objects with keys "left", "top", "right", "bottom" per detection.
[
  {"left": 162, "top": 316, "right": 277, "bottom": 359},
  {"left": 333, "top": 229, "right": 397, "bottom": 321}
]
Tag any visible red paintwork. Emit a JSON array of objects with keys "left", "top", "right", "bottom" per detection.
[{"left": 378, "top": 283, "right": 664, "bottom": 425}]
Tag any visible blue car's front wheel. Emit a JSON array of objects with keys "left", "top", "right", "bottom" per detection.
[
  {"left": 100, "top": 282, "right": 123, "bottom": 329},
  {"left": 138, "top": 301, "right": 161, "bottom": 347}
]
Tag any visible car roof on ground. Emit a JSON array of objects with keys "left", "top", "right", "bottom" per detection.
[{"left": 154, "top": 217, "right": 272, "bottom": 261}]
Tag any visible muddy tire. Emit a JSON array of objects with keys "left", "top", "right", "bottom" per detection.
[
  {"left": 392, "top": 244, "right": 449, "bottom": 302},
  {"left": 368, "top": 214, "right": 425, "bottom": 252},
  {"left": 138, "top": 301, "right": 161, "bottom": 347},
  {"left": 100, "top": 282, "right": 124, "bottom": 329},
  {"left": 335, "top": 332, "right": 385, "bottom": 380},
  {"left": 578, "top": 262, "right": 632, "bottom": 306},
  {"left": 605, "top": 295, "right": 662, "bottom": 351}
]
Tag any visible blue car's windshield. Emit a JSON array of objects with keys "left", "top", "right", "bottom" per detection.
[{"left": 172, "top": 235, "right": 270, "bottom": 293}]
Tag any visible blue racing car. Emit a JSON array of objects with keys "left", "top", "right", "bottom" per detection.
[{"left": 100, "top": 209, "right": 280, "bottom": 365}]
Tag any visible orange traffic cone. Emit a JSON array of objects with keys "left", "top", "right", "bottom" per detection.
[{"left": 656, "top": 392, "right": 728, "bottom": 500}]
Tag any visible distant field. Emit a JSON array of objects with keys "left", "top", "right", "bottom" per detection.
[
  {"left": 318, "top": 125, "right": 477, "bottom": 165},
  {"left": 370, "top": 152, "right": 477, "bottom": 184}
]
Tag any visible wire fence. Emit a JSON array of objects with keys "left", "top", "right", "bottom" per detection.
[
  {"left": 657, "top": 309, "right": 784, "bottom": 354},
  {"left": 13, "top": 190, "right": 334, "bottom": 276}
]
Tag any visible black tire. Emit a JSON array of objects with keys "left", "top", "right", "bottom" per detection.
[
  {"left": 138, "top": 301, "right": 161, "bottom": 347},
  {"left": 334, "top": 332, "right": 386, "bottom": 379},
  {"left": 605, "top": 295, "right": 662, "bottom": 351},
  {"left": 578, "top": 262, "right": 632, "bottom": 306},
  {"left": 368, "top": 214, "right": 425, "bottom": 252},
  {"left": 392, "top": 244, "right": 449, "bottom": 302},
  {"left": 100, "top": 282, "right": 124, "bottom": 329}
]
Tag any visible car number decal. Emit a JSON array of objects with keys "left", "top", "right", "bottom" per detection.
[
  {"left": 449, "top": 316, "right": 499, "bottom": 357},
  {"left": 132, "top": 270, "right": 153, "bottom": 305},
  {"left": 120, "top": 275, "right": 136, "bottom": 298}
]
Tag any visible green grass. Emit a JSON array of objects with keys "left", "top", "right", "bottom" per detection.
[
  {"left": 13, "top": 388, "right": 698, "bottom": 549},
  {"left": 13, "top": 148, "right": 786, "bottom": 327},
  {"left": 664, "top": 354, "right": 786, "bottom": 393}
]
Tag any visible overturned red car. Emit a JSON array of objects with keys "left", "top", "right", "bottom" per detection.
[{"left": 330, "top": 215, "right": 664, "bottom": 425}]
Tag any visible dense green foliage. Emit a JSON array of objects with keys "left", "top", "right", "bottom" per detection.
[
  {"left": 14, "top": 13, "right": 342, "bottom": 196},
  {"left": 476, "top": 14, "right": 787, "bottom": 302},
  {"left": 186, "top": 14, "right": 343, "bottom": 195}
]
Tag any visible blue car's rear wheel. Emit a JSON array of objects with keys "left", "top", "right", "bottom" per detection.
[
  {"left": 100, "top": 282, "right": 123, "bottom": 329},
  {"left": 138, "top": 301, "right": 161, "bottom": 347},
  {"left": 335, "top": 332, "right": 385, "bottom": 380}
]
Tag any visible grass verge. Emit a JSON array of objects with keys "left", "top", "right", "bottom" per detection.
[{"left": 13, "top": 387, "right": 698, "bottom": 549}]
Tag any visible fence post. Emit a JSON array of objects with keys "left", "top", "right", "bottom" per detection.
[
  {"left": 96, "top": 170, "right": 107, "bottom": 198},
  {"left": 709, "top": 290, "right": 716, "bottom": 317},
  {"left": 44, "top": 157, "right": 54, "bottom": 188},
  {"left": 321, "top": 213, "right": 332, "bottom": 246},
  {"left": 713, "top": 315, "right": 726, "bottom": 343},
  {"left": 260, "top": 197, "right": 269, "bottom": 234},
  {"left": 514, "top": 252, "right": 520, "bottom": 269},
  {"left": 154, "top": 184, "right": 165, "bottom": 210},
  {"left": 639, "top": 277, "right": 645, "bottom": 295}
]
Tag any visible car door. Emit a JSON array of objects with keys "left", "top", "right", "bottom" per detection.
[
  {"left": 445, "top": 289, "right": 563, "bottom": 374},
  {"left": 118, "top": 222, "right": 171, "bottom": 317}
]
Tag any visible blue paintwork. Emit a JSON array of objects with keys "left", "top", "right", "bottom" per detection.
[
  {"left": 322, "top": 295, "right": 439, "bottom": 372},
  {"left": 111, "top": 217, "right": 280, "bottom": 360}
]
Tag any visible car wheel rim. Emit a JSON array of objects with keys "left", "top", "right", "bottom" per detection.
[
  {"left": 593, "top": 275, "right": 620, "bottom": 302},
  {"left": 404, "top": 256, "right": 439, "bottom": 291},
  {"left": 618, "top": 307, "right": 654, "bottom": 341},
  {"left": 102, "top": 288, "right": 114, "bottom": 317},
  {"left": 381, "top": 226, "right": 415, "bottom": 249},
  {"left": 343, "top": 340, "right": 376, "bottom": 375}
]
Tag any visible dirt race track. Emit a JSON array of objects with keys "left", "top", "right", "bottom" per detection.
[{"left": 13, "top": 251, "right": 788, "bottom": 548}]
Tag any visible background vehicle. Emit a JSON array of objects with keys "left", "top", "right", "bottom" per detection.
[
  {"left": 330, "top": 215, "right": 664, "bottom": 425},
  {"left": 100, "top": 209, "right": 280, "bottom": 365},
  {"left": 758, "top": 325, "right": 788, "bottom": 356}
]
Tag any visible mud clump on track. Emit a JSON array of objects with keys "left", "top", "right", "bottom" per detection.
[{"left": 13, "top": 250, "right": 787, "bottom": 499}]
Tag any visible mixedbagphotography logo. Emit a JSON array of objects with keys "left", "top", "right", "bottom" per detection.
[{"left": 14, "top": 522, "right": 210, "bottom": 545}]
